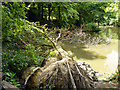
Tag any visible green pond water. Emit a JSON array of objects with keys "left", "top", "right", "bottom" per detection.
[{"left": 60, "top": 26, "right": 120, "bottom": 80}]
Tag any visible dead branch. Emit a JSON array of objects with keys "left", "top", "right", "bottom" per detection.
[
  {"left": 56, "top": 30, "right": 62, "bottom": 43},
  {"left": 66, "top": 60, "right": 76, "bottom": 89}
]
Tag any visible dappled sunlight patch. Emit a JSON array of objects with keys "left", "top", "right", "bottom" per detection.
[{"left": 105, "top": 50, "right": 118, "bottom": 73}]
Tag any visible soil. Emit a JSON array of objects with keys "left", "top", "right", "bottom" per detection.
[{"left": 94, "top": 81, "right": 120, "bottom": 89}]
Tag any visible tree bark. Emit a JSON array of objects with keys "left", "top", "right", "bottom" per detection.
[
  {"left": 58, "top": 6, "right": 61, "bottom": 20},
  {"left": 38, "top": 3, "right": 41, "bottom": 22},
  {"left": 41, "top": 3, "right": 43, "bottom": 20},
  {"left": 48, "top": 3, "right": 51, "bottom": 21}
]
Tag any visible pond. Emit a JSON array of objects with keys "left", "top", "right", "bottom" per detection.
[{"left": 60, "top": 26, "right": 120, "bottom": 80}]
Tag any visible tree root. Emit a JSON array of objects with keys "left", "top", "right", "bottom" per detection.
[
  {"left": 21, "top": 45, "right": 98, "bottom": 89},
  {"left": 22, "top": 57, "right": 98, "bottom": 89}
]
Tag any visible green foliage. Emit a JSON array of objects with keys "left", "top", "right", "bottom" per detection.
[
  {"left": 116, "top": 21, "right": 120, "bottom": 27},
  {"left": 25, "top": 2, "right": 118, "bottom": 27},
  {"left": 48, "top": 50, "right": 58, "bottom": 57},
  {"left": 108, "top": 72, "right": 120, "bottom": 83},
  {"left": 2, "top": 2, "right": 27, "bottom": 42},
  {"left": 2, "top": 2, "right": 119, "bottom": 88},
  {"left": 85, "top": 23, "right": 101, "bottom": 31},
  {"left": 2, "top": 3, "right": 53, "bottom": 76},
  {"left": 2, "top": 45, "right": 44, "bottom": 74},
  {"left": 25, "top": 44, "right": 44, "bottom": 66},
  {"left": 40, "top": 84, "right": 55, "bottom": 90},
  {"left": 60, "top": 3, "right": 79, "bottom": 26},
  {"left": 2, "top": 11, "right": 51, "bottom": 74},
  {"left": 5, "top": 72, "right": 20, "bottom": 87}
]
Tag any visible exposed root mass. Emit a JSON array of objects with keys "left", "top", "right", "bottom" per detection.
[{"left": 21, "top": 46, "right": 98, "bottom": 89}]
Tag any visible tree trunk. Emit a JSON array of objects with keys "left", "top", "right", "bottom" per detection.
[
  {"left": 48, "top": 3, "right": 51, "bottom": 21},
  {"left": 41, "top": 3, "right": 43, "bottom": 20},
  {"left": 98, "top": 21, "right": 100, "bottom": 26},
  {"left": 38, "top": 3, "right": 41, "bottom": 22},
  {"left": 58, "top": 6, "right": 61, "bottom": 20},
  {"left": 44, "top": 6, "right": 47, "bottom": 21},
  {"left": 38, "top": 3, "right": 44, "bottom": 24}
]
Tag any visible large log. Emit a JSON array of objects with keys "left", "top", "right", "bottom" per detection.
[
  {"left": 20, "top": 26, "right": 98, "bottom": 89},
  {"left": 21, "top": 46, "right": 98, "bottom": 89},
  {"left": 2, "top": 80, "right": 20, "bottom": 90}
]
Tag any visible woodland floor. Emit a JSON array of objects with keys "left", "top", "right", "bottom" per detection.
[{"left": 94, "top": 81, "right": 120, "bottom": 89}]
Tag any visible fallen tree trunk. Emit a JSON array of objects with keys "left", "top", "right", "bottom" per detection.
[
  {"left": 21, "top": 46, "right": 98, "bottom": 89},
  {"left": 21, "top": 26, "right": 98, "bottom": 89}
]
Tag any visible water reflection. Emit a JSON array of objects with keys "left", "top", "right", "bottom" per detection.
[
  {"left": 61, "top": 42, "right": 106, "bottom": 60},
  {"left": 61, "top": 40, "right": 118, "bottom": 80},
  {"left": 60, "top": 27, "right": 119, "bottom": 80}
]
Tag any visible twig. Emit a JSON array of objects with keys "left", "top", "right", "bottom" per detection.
[
  {"left": 56, "top": 30, "right": 62, "bottom": 42},
  {"left": 19, "top": 37, "right": 27, "bottom": 46}
]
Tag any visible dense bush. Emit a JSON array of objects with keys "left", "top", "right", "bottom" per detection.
[
  {"left": 116, "top": 21, "right": 120, "bottom": 27},
  {"left": 2, "top": 2, "right": 27, "bottom": 43},
  {"left": 2, "top": 3, "right": 53, "bottom": 76},
  {"left": 5, "top": 72, "right": 20, "bottom": 87},
  {"left": 84, "top": 23, "right": 101, "bottom": 32},
  {"left": 2, "top": 44, "right": 44, "bottom": 74}
]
